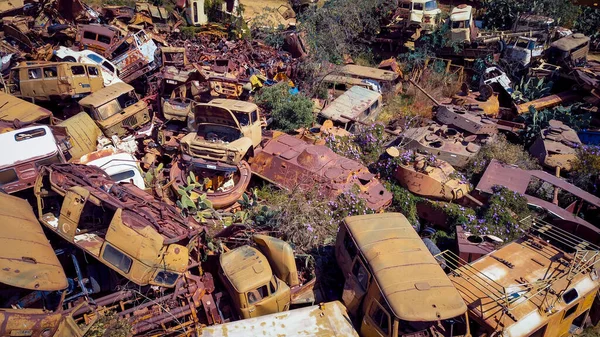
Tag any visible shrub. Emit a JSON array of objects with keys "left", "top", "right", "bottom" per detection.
[
  {"left": 466, "top": 134, "right": 539, "bottom": 178},
  {"left": 571, "top": 145, "right": 600, "bottom": 195},
  {"left": 325, "top": 123, "right": 390, "bottom": 165},
  {"left": 385, "top": 182, "right": 421, "bottom": 226},
  {"left": 254, "top": 83, "right": 314, "bottom": 132}
]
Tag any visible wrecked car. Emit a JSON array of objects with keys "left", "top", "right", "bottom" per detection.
[
  {"left": 448, "top": 4, "right": 476, "bottom": 44},
  {"left": 547, "top": 33, "right": 590, "bottom": 66},
  {"left": 171, "top": 99, "right": 261, "bottom": 208},
  {"left": 336, "top": 213, "right": 470, "bottom": 336},
  {"left": 396, "top": 0, "right": 442, "bottom": 33},
  {"left": 0, "top": 125, "right": 67, "bottom": 194},
  {"left": 335, "top": 64, "right": 402, "bottom": 96},
  {"left": 529, "top": 119, "right": 582, "bottom": 172},
  {"left": 0, "top": 91, "right": 53, "bottom": 129},
  {"left": 54, "top": 46, "right": 122, "bottom": 86},
  {"left": 78, "top": 82, "right": 151, "bottom": 137},
  {"left": 107, "top": 29, "right": 159, "bottom": 83},
  {"left": 75, "top": 24, "right": 124, "bottom": 57},
  {"left": 78, "top": 148, "right": 146, "bottom": 190},
  {"left": 249, "top": 133, "right": 392, "bottom": 210},
  {"left": 8, "top": 61, "right": 104, "bottom": 101},
  {"left": 505, "top": 36, "right": 544, "bottom": 67},
  {"left": 480, "top": 66, "right": 513, "bottom": 95},
  {"left": 318, "top": 85, "right": 382, "bottom": 132},
  {"left": 219, "top": 235, "right": 319, "bottom": 319},
  {"left": 321, "top": 74, "right": 381, "bottom": 99}
]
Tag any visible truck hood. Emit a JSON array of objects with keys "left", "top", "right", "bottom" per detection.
[{"left": 191, "top": 103, "right": 242, "bottom": 130}]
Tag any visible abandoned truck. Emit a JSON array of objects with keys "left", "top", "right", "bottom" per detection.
[
  {"left": 318, "top": 85, "right": 383, "bottom": 132},
  {"left": 0, "top": 125, "right": 69, "bottom": 194},
  {"left": 336, "top": 213, "right": 470, "bottom": 337},
  {"left": 0, "top": 192, "right": 96, "bottom": 337},
  {"left": 218, "top": 235, "right": 320, "bottom": 320},
  {"left": 32, "top": 164, "right": 227, "bottom": 335},
  {"left": 439, "top": 220, "right": 600, "bottom": 337},
  {"left": 106, "top": 29, "right": 160, "bottom": 83},
  {"left": 249, "top": 133, "right": 392, "bottom": 211},
  {"left": 199, "top": 301, "right": 360, "bottom": 337},
  {"left": 78, "top": 82, "right": 151, "bottom": 137},
  {"left": 8, "top": 61, "right": 105, "bottom": 101},
  {"left": 171, "top": 99, "right": 261, "bottom": 209}
]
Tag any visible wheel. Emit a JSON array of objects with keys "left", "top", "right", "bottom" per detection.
[{"left": 62, "top": 56, "right": 76, "bottom": 62}]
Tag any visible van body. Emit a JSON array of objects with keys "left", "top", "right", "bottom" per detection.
[
  {"left": 54, "top": 46, "right": 122, "bottom": 86},
  {"left": 0, "top": 91, "right": 53, "bottom": 128},
  {"left": 199, "top": 301, "right": 360, "bottom": 337},
  {"left": 75, "top": 24, "right": 123, "bottom": 57},
  {"left": 8, "top": 62, "right": 104, "bottom": 101},
  {"left": 322, "top": 74, "right": 381, "bottom": 99},
  {"left": 335, "top": 64, "right": 402, "bottom": 96},
  {"left": 80, "top": 149, "right": 146, "bottom": 189},
  {"left": 318, "top": 86, "right": 382, "bottom": 131},
  {"left": 186, "top": 0, "right": 208, "bottom": 25},
  {"left": 505, "top": 36, "right": 545, "bottom": 67},
  {"left": 449, "top": 4, "right": 475, "bottom": 44},
  {"left": 78, "top": 82, "right": 151, "bottom": 137},
  {"left": 335, "top": 213, "right": 469, "bottom": 337},
  {"left": 0, "top": 125, "right": 66, "bottom": 193},
  {"left": 58, "top": 112, "right": 104, "bottom": 162}
]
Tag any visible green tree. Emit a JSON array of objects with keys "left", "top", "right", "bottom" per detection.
[{"left": 255, "top": 83, "right": 314, "bottom": 132}]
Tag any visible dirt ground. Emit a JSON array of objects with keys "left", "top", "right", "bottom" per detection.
[{"left": 240, "top": 0, "right": 297, "bottom": 27}]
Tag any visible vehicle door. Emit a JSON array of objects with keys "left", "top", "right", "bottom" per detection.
[
  {"left": 361, "top": 298, "right": 393, "bottom": 337},
  {"left": 249, "top": 108, "right": 262, "bottom": 147},
  {"left": 42, "top": 65, "right": 61, "bottom": 97},
  {"left": 342, "top": 256, "right": 370, "bottom": 316},
  {"left": 86, "top": 65, "right": 104, "bottom": 91},
  {"left": 21, "top": 67, "right": 45, "bottom": 99},
  {"left": 70, "top": 64, "right": 91, "bottom": 95},
  {"left": 57, "top": 186, "right": 91, "bottom": 242},
  {"left": 8, "top": 69, "right": 21, "bottom": 96},
  {"left": 245, "top": 283, "right": 278, "bottom": 318}
]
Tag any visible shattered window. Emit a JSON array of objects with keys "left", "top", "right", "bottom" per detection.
[
  {"left": 247, "top": 285, "right": 268, "bottom": 304},
  {"left": 369, "top": 300, "right": 391, "bottom": 335},
  {"left": 352, "top": 258, "right": 369, "bottom": 291},
  {"left": 35, "top": 154, "right": 61, "bottom": 168},
  {"left": 97, "top": 99, "right": 122, "bottom": 120},
  {"left": 98, "top": 34, "right": 111, "bottom": 45},
  {"left": 28, "top": 68, "right": 42, "bottom": 79},
  {"left": 83, "top": 31, "right": 96, "bottom": 40},
  {"left": 413, "top": 3, "right": 423, "bottom": 11},
  {"left": 103, "top": 244, "right": 133, "bottom": 273},
  {"left": 233, "top": 112, "right": 250, "bottom": 126},
  {"left": 71, "top": 66, "right": 86, "bottom": 76},
  {"left": 344, "top": 232, "right": 358, "bottom": 259},
  {"left": 102, "top": 61, "right": 115, "bottom": 74},
  {"left": 87, "top": 66, "right": 99, "bottom": 76},
  {"left": 43, "top": 67, "right": 57, "bottom": 78},
  {"left": 154, "top": 271, "right": 179, "bottom": 286}
]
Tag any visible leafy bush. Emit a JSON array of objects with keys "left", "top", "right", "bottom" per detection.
[
  {"left": 511, "top": 76, "right": 554, "bottom": 104},
  {"left": 386, "top": 182, "right": 421, "bottom": 226},
  {"left": 84, "top": 311, "right": 132, "bottom": 337},
  {"left": 254, "top": 83, "right": 314, "bottom": 132},
  {"left": 466, "top": 134, "right": 539, "bottom": 177},
  {"left": 571, "top": 145, "right": 600, "bottom": 195},
  {"left": 481, "top": 0, "right": 580, "bottom": 30},
  {"left": 325, "top": 123, "right": 390, "bottom": 165},
  {"left": 518, "top": 103, "right": 592, "bottom": 146}
]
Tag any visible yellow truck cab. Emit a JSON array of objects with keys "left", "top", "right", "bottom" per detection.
[
  {"left": 218, "top": 235, "right": 318, "bottom": 320},
  {"left": 336, "top": 213, "right": 470, "bottom": 337},
  {"left": 78, "top": 82, "right": 151, "bottom": 137},
  {"left": 8, "top": 61, "right": 104, "bottom": 101},
  {"left": 0, "top": 193, "right": 94, "bottom": 337}
]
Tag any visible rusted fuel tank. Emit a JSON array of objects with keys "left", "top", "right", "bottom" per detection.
[
  {"left": 249, "top": 133, "right": 392, "bottom": 210},
  {"left": 529, "top": 120, "right": 582, "bottom": 171},
  {"left": 393, "top": 153, "right": 470, "bottom": 201}
]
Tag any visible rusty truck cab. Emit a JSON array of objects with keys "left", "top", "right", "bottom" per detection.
[
  {"left": 0, "top": 126, "right": 66, "bottom": 194},
  {"left": 75, "top": 24, "right": 123, "bottom": 57},
  {"left": 8, "top": 62, "right": 104, "bottom": 102},
  {"left": 78, "top": 82, "right": 151, "bottom": 137},
  {"left": 439, "top": 219, "right": 600, "bottom": 337},
  {"left": 0, "top": 193, "right": 94, "bottom": 337},
  {"left": 335, "top": 213, "right": 470, "bottom": 337},
  {"left": 547, "top": 33, "right": 590, "bottom": 66}
]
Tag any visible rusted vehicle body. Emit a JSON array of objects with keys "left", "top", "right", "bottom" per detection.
[
  {"left": 57, "top": 112, "right": 104, "bottom": 162},
  {"left": 106, "top": 29, "right": 159, "bottom": 83},
  {"left": 474, "top": 159, "right": 600, "bottom": 236},
  {"left": 448, "top": 4, "right": 476, "bottom": 44},
  {"left": 321, "top": 74, "right": 382, "bottom": 99},
  {"left": 395, "top": 0, "right": 442, "bottom": 34},
  {"left": 396, "top": 124, "right": 481, "bottom": 169},
  {"left": 161, "top": 47, "right": 188, "bottom": 68},
  {"left": 0, "top": 125, "right": 67, "bottom": 194},
  {"left": 172, "top": 99, "right": 260, "bottom": 208},
  {"left": 435, "top": 104, "right": 498, "bottom": 135},
  {"left": 78, "top": 82, "right": 151, "bottom": 137},
  {"left": 334, "top": 64, "right": 402, "bottom": 96},
  {"left": 8, "top": 61, "right": 104, "bottom": 101},
  {"left": 455, "top": 225, "right": 497, "bottom": 265},
  {"left": 199, "top": 301, "right": 360, "bottom": 337},
  {"left": 249, "top": 133, "right": 392, "bottom": 211},
  {"left": 547, "top": 33, "right": 590, "bottom": 66},
  {"left": 0, "top": 193, "right": 95, "bottom": 337},
  {"left": 170, "top": 75, "right": 244, "bottom": 101},
  {"left": 336, "top": 213, "right": 470, "bottom": 337},
  {"left": 515, "top": 90, "right": 581, "bottom": 115},
  {"left": 318, "top": 86, "right": 382, "bottom": 132},
  {"left": 529, "top": 120, "right": 582, "bottom": 171},
  {"left": 102, "top": 6, "right": 135, "bottom": 21},
  {"left": 393, "top": 154, "right": 470, "bottom": 201},
  {"left": 439, "top": 221, "right": 600, "bottom": 337},
  {"left": 0, "top": 91, "right": 53, "bottom": 128},
  {"left": 75, "top": 24, "right": 123, "bottom": 57},
  {"left": 219, "top": 235, "right": 318, "bottom": 319},
  {"left": 451, "top": 86, "right": 500, "bottom": 117}
]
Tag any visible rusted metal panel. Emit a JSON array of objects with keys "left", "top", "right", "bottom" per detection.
[
  {"left": 529, "top": 120, "right": 581, "bottom": 171},
  {"left": 249, "top": 133, "right": 392, "bottom": 210},
  {"left": 0, "top": 91, "right": 53, "bottom": 126},
  {"left": 435, "top": 104, "right": 498, "bottom": 135},
  {"left": 515, "top": 90, "right": 581, "bottom": 114},
  {"left": 455, "top": 225, "right": 497, "bottom": 265}
]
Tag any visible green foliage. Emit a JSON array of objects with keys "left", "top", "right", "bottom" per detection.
[
  {"left": 248, "top": 7, "right": 287, "bottom": 48},
  {"left": 143, "top": 163, "right": 163, "bottom": 187},
  {"left": 325, "top": 124, "right": 390, "bottom": 165},
  {"left": 386, "top": 182, "right": 421, "bottom": 226},
  {"left": 254, "top": 83, "right": 314, "bottom": 132},
  {"left": 574, "top": 7, "right": 600, "bottom": 38},
  {"left": 180, "top": 27, "right": 203, "bottom": 40},
  {"left": 205, "top": 0, "right": 225, "bottom": 22},
  {"left": 519, "top": 103, "right": 592, "bottom": 146},
  {"left": 466, "top": 134, "right": 539, "bottom": 177},
  {"left": 297, "top": 0, "right": 393, "bottom": 63},
  {"left": 481, "top": 0, "right": 580, "bottom": 30},
  {"left": 511, "top": 76, "right": 554, "bottom": 104},
  {"left": 84, "top": 311, "right": 132, "bottom": 337},
  {"left": 571, "top": 145, "right": 600, "bottom": 195},
  {"left": 176, "top": 172, "right": 214, "bottom": 222}
]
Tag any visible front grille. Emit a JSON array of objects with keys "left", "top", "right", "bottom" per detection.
[{"left": 122, "top": 115, "right": 138, "bottom": 127}]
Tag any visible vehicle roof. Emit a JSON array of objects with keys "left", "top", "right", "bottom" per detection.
[
  {"left": 450, "top": 5, "right": 472, "bottom": 21},
  {"left": 199, "top": 301, "right": 360, "bottom": 337},
  {"left": 0, "top": 193, "right": 67, "bottom": 291},
  {"left": 83, "top": 151, "right": 139, "bottom": 176},
  {"left": 78, "top": 23, "right": 120, "bottom": 34},
  {"left": 220, "top": 245, "right": 273, "bottom": 293},
  {"left": 0, "top": 125, "right": 58, "bottom": 169},
  {"left": 162, "top": 47, "right": 186, "bottom": 53},
  {"left": 449, "top": 237, "right": 600, "bottom": 336},
  {"left": 322, "top": 74, "right": 369, "bottom": 85},
  {"left": 343, "top": 213, "right": 467, "bottom": 321},
  {"left": 209, "top": 98, "right": 258, "bottom": 113},
  {"left": 338, "top": 64, "right": 398, "bottom": 81},
  {"left": 79, "top": 82, "right": 134, "bottom": 107},
  {"left": 551, "top": 33, "right": 590, "bottom": 51},
  {"left": 319, "top": 86, "right": 381, "bottom": 123},
  {"left": 15, "top": 61, "right": 90, "bottom": 68},
  {"left": 0, "top": 91, "right": 52, "bottom": 123}
]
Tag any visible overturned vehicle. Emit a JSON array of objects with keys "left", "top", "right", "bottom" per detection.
[{"left": 170, "top": 99, "right": 261, "bottom": 209}]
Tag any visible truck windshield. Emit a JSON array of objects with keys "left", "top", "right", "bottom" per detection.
[
  {"left": 425, "top": 0, "right": 437, "bottom": 10},
  {"left": 96, "top": 92, "right": 138, "bottom": 120},
  {"left": 452, "top": 20, "right": 468, "bottom": 29}
]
